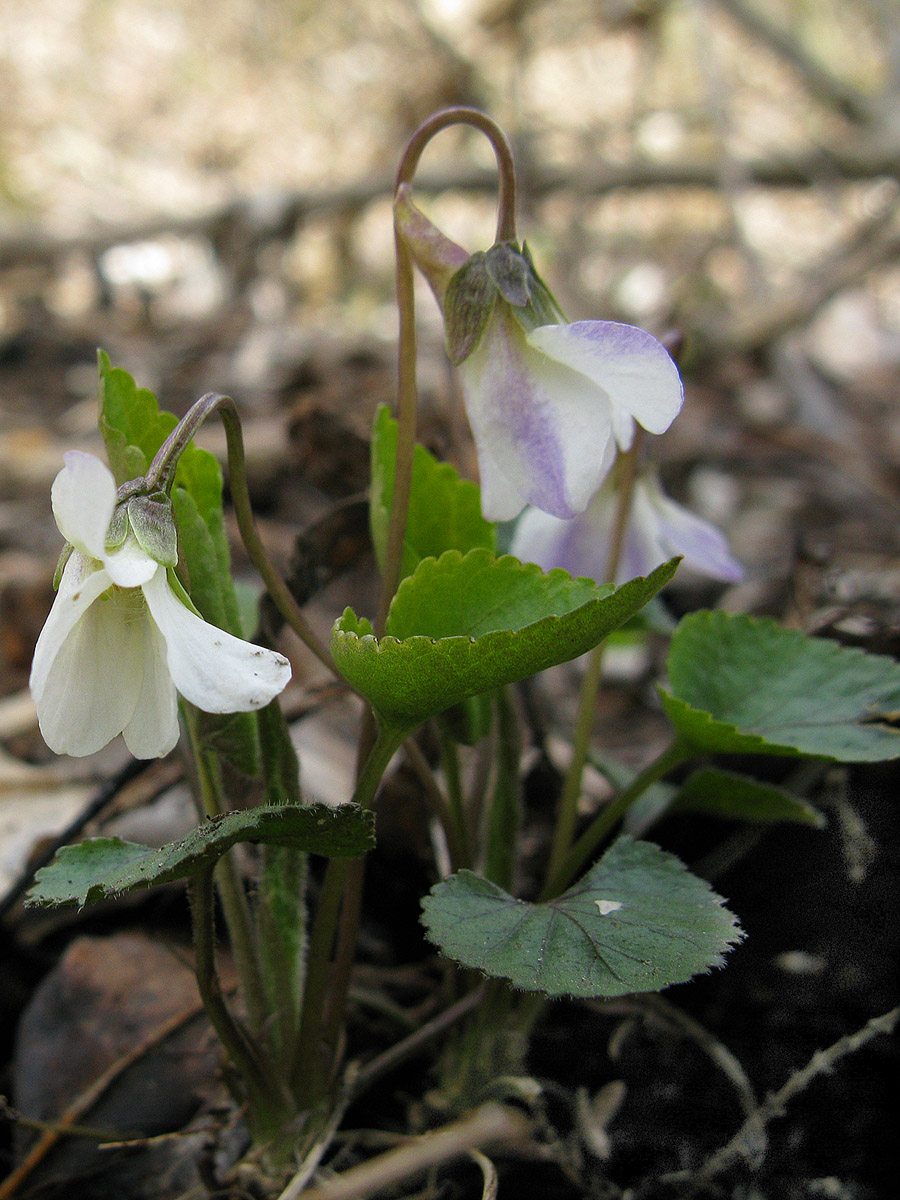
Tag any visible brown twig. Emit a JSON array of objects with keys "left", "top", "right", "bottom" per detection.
[
  {"left": 279, "top": 1102, "right": 531, "bottom": 1200},
  {"left": 4, "top": 148, "right": 900, "bottom": 272}
]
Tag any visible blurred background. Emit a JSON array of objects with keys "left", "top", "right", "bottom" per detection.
[{"left": 2, "top": 0, "right": 900, "bottom": 719}]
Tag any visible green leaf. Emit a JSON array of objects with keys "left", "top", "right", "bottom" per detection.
[
  {"left": 331, "top": 551, "right": 677, "bottom": 730},
  {"left": 370, "top": 406, "right": 495, "bottom": 584},
  {"left": 27, "top": 803, "right": 375, "bottom": 909},
  {"left": 98, "top": 350, "right": 177, "bottom": 484},
  {"left": 172, "top": 484, "right": 243, "bottom": 637},
  {"left": 673, "top": 767, "right": 824, "bottom": 827},
  {"left": 602, "top": 757, "right": 824, "bottom": 836},
  {"left": 421, "top": 838, "right": 742, "bottom": 998},
  {"left": 662, "top": 611, "right": 900, "bottom": 762}
]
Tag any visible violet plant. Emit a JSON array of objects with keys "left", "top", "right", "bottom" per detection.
[{"left": 24, "top": 109, "right": 900, "bottom": 1166}]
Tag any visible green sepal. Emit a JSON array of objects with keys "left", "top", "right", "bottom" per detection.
[
  {"left": 444, "top": 252, "right": 498, "bottom": 364},
  {"left": 105, "top": 504, "right": 129, "bottom": 550},
  {"left": 485, "top": 241, "right": 566, "bottom": 333},
  {"left": 52, "top": 544, "right": 73, "bottom": 590},
  {"left": 126, "top": 493, "right": 178, "bottom": 567},
  {"left": 483, "top": 242, "right": 532, "bottom": 306}
]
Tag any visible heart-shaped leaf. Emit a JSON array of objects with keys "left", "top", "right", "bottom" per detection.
[
  {"left": 370, "top": 405, "right": 495, "bottom": 583},
  {"left": 662, "top": 611, "right": 900, "bottom": 761},
  {"left": 331, "top": 551, "right": 677, "bottom": 730},
  {"left": 421, "top": 838, "right": 742, "bottom": 998},
  {"left": 27, "top": 803, "right": 374, "bottom": 908}
]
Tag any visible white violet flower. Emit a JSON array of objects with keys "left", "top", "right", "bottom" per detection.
[
  {"left": 30, "top": 451, "right": 291, "bottom": 758},
  {"left": 511, "top": 469, "right": 744, "bottom": 587}
]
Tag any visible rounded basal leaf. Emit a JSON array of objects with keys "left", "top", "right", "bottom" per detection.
[
  {"left": 331, "top": 551, "right": 677, "bottom": 730},
  {"left": 27, "top": 803, "right": 375, "bottom": 908},
  {"left": 421, "top": 838, "right": 743, "bottom": 998},
  {"left": 662, "top": 611, "right": 900, "bottom": 761},
  {"left": 370, "top": 406, "right": 494, "bottom": 584}
]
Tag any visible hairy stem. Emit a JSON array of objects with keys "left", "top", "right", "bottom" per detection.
[
  {"left": 184, "top": 705, "right": 270, "bottom": 1035},
  {"left": 395, "top": 107, "right": 517, "bottom": 243},
  {"left": 291, "top": 723, "right": 405, "bottom": 1103},
  {"left": 188, "top": 864, "right": 285, "bottom": 1129},
  {"left": 378, "top": 108, "right": 518, "bottom": 635}
]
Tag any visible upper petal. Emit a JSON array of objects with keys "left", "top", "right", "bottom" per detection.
[
  {"left": 51, "top": 452, "right": 118, "bottom": 561},
  {"left": 460, "top": 309, "right": 615, "bottom": 520},
  {"left": 527, "top": 321, "right": 684, "bottom": 437},
  {"left": 142, "top": 570, "right": 291, "bottom": 713}
]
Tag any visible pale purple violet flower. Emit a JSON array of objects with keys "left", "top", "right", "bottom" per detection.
[
  {"left": 510, "top": 470, "right": 744, "bottom": 587},
  {"left": 395, "top": 188, "right": 684, "bottom": 522}
]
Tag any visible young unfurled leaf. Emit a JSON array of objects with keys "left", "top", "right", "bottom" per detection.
[
  {"left": 331, "top": 551, "right": 677, "bottom": 731},
  {"left": 622, "top": 766, "right": 824, "bottom": 837},
  {"left": 27, "top": 803, "right": 375, "bottom": 909},
  {"left": 662, "top": 611, "right": 900, "bottom": 761},
  {"left": 99, "top": 350, "right": 177, "bottom": 484},
  {"left": 421, "top": 838, "right": 742, "bottom": 998},
  {"left": 370, "top": 405, "right": 495, "bottom": 584},
  {"left": 673, "top": 767, "right": 824, "bottom": 826}
]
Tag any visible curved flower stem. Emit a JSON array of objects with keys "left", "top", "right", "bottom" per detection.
[
  {"left": 544, "top": 438, "right": 643, "bottom": 889},
  {"left": 378, "top": 109, "right": 518, "bottom": 636},
  {"left": 376, "top": 229, "right": 417, "bottom": 638},
  {"left": 541, "top": 737, "right": 692, "bottom": 900},
  {"left": 146, "top": 391, "right": 336, "bottom": 676},
  {"left": 395, "top": 107, "right": 517, "bottom": 243}
]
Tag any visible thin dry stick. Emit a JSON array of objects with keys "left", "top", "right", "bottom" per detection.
[
  {"left": 638, "top": 994, "right": 759, "bottom": 1126},
  {"left": 284, "top": 1102, "right": 531, "bottom": 1200},
  {"left": 351, "top": 983, "right": 488, "bottom": 1099},
  {"left": 683, "top": 1004, "right": 900, "bottom": 1184},
  {"left": 469, "top": 1148, "right": 499, "bottom": 1200},
  {"left": 0, "top": 1002, "right": 205, "bottom": 1200}
]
